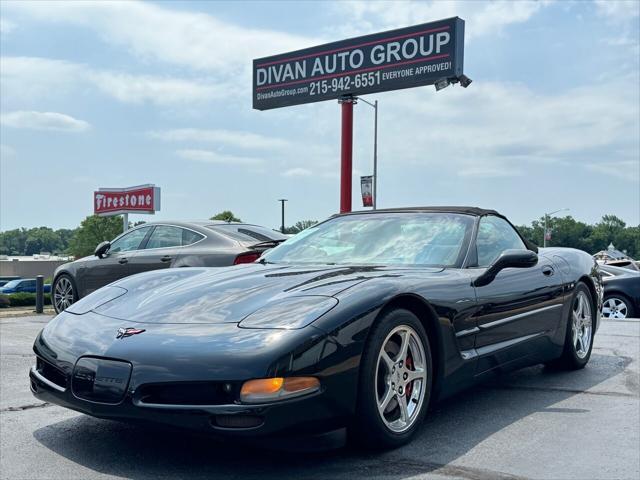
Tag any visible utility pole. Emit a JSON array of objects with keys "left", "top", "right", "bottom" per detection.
[{"left": 278, "top": 199, "right": 287, "bottom": 234}]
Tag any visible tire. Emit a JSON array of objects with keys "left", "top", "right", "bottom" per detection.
[
  {"left": 602, "top": 294, "right": 635, "bottom": 319},
  {"left": 351, "top": 308, "right": 433, "bottom": 449},
  {"left": 52, "top": 274, "right": 78, "bottom": 314},
  {"left": 548, "top": 282, "right": 595, "bottom": 370}
]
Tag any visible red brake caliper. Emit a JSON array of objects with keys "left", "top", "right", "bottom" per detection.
[{"left": 405, "top": 354, "right": 413, "bottom": 399}]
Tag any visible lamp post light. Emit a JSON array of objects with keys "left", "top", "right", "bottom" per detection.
[
  {"left": 278, "top": 199, "right": 288, "bottom": 234},
  {"left": 357, "top": 97, "right": 378, "bottom": 210},
  {"left": 543, "top": 208, "right": 569, "bottom": 248}
]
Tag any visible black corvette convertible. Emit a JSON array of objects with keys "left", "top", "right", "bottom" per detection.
[{"left": 30, "top": 207, "right": 602, "bottom": 448}]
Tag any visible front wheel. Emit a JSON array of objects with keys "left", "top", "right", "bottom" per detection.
[
  {"left": 352, "top": 308, "right": 432, "bottom": 449},
  {"left": 52, "top": 274, "right": 77, "bottom": 314}
]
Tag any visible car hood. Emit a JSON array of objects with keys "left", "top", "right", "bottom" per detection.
[{"left": 89, "top": 263, "right": 444, "bottom": 324}]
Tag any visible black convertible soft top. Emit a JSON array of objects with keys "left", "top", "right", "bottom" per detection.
[{"left": 340, "top": 206, "right": 501, "bottom": 217}]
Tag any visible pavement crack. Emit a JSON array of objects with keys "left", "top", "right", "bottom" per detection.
[
  {"left": 380, "top": 456, "right": 531, "bottom": 480},
  {"left": 1, "top": 402, "right": 52, "bottom": 413},
  {"left": 485, "top": 384, "right": 638, "bottom": 399}
]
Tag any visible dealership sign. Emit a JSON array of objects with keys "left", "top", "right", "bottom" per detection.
[
  {"left": 94, "top": 185, "right": 161, "bottom": 216},
  {"left": 253, "top": 17, "right": 465, "bottom": 110}
]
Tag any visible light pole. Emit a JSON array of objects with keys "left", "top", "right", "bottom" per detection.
[
  {"left": 278, "top": 199, "right": 288, "bottom": 234},
  {"left": 543, "top": 208, "right": 569, "bottom": 247},
  {"left": 358, "top": 97, "right": 378, "bottom": 210}
]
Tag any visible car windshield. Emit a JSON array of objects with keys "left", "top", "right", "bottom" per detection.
[
  {"left": 2, "top": 280, "right": 21, "bottom": 288},
  {"left": 262, "top": 213, "right": 474, "bottom": 267},
  {"left": 207, "top": 224, "right": 287, "bottom": 243}
]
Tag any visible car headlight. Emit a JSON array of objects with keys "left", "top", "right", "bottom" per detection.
[
  {"left": 238, "top": 296, "right": 338, "bottom": 330},
  {"left": 66, "top": 286, "right": 127, "bottom": 315},
  {"left": 240, "top": 377, "right": 320, "bottom": 403}
]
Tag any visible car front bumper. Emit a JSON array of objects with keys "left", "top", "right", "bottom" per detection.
[{"left": 29, "top": 363, "right": 346, "bottom": 440}]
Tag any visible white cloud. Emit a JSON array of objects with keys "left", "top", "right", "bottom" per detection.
[
  {"left": 0, "top": 18, "right": 16, "bottom": 34},
  {"left": 88, "top": 72, "right": 228, "bottom": 105},
  {"left": 282, "top": 167, "right": 313, "bottom": 177},
  {"left": 585, "top": 160, "right": 640, "bottom": 182},
  {"left": 354, "top": 73, "right": 639, "bottom": 178},
  {"left": 148, "top": 128, "right": 291, "bottom": 150},
  {"left": 5, "top": 1, "right": 317, "bottom": 73},
  {"left": 1, "top": 56, "right": 227, "bottom": 106},
  {"left": 176, "top": 149, "right": 263, "bottom": 166},
  {"left": 0, "top": 111, "right": 90, "bottom": 132},
  {"left": 328, "top": 0, "right": 549, "bottom": 40},
  {"left": 595, "top": 0, "right": 640, "bottom": 22}
]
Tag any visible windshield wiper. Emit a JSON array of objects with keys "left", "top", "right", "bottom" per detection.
[
  {"left": 257, "top": 258, "right": 277, "bottom": 265},
  {"left": 250, "top": 239, "right": 287, "bottom": 249}
]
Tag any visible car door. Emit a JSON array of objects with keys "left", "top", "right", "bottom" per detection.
[
  {"left": 127, "top": 225, "right": 185, "bottom": 275},
  {"left": 80, "top": 226, "right": 153, "bottom": 295},
  {"left": 17, "top": 279, "right": 36, "bottom": 293},
  {"left": 469, "top": 215, "right": 565, "bottom": 371}
]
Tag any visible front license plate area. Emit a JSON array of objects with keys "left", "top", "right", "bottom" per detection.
[{"left": 72, "top": 357, "right": 132, "bottom": 404}]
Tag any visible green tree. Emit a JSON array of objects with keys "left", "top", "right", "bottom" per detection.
[
  {"left": 210, "top": 211, "right": 242, "bottom": 222},
  {"left": 518, "top": 214, "right": 639, "bottom": 258},
  {"left": 68, "top": 215, "right": 123, "bottom": 258},
  {"left": 285, "top": 220, "right": 318, "bottom": 234},
  {"left": 24, "top": 227, "right": 63, "bottom": 255},
  {"left": 0, "top": 228, "right": 27, "bottom": 255}
]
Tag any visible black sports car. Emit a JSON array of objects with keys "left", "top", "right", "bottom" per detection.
[
  {"left": 30, "top": 207, "right": 602, "bottom": 448},
  {"left": 599, "top": 264, "right": 639, "bottom": 319}
]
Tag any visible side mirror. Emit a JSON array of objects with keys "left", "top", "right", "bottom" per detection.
[
  {"left": 94, "top": 241, "right": 111, "bottom": 258},
  {"left": 473, "top": 249, "right": 538, "bottom": 287}
]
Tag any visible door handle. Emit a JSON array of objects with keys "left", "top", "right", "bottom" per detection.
[
  {"left": 542, "top": 265, "right": 554, "bottom": 276},
  {"left": 118, "top": 258, "right": 128, "bottom": 265},
  {"left": 160, "top": 256, "right": 172, "bottom": 263}
]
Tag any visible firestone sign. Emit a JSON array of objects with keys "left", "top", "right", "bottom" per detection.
[
  {"left": 253, "top": 17, "right": 465, "bottom": 110},
  {"left": 94, "top": 185, "right": 161, "bottom": 216}
]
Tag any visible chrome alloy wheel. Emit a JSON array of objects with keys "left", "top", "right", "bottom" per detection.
[
  {"left": 602, "top": 297, "right": 628, "bottom": 319},
  {"left": 572, "top": 291, "right": 593, "bottom": 359},
  {"left": 53, "top": 277, "right": 74, "bottom": 312},
  {"left": 375, "top": 325, "right": 427, "bottom": 433}
]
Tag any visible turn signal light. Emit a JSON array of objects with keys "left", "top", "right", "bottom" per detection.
[{"left": 240, "top": 377, "right": 320, "bottom": 404}]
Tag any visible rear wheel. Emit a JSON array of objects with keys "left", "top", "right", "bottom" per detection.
[
  {"left": 549, "top": 283, "right": 594, "bottom": 370},
  {"left": 52, "top": 274, "right": 77, "bottom": 314},
  {"left": 602, "top": 295, "right": 634, "bottom": 319},
  {"left": 352, "top": 308, "right": 432, "bottom": 449}
]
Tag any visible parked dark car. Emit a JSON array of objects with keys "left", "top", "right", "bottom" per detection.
[
  {"left": 0, "top": 278, "right": 51, "bottom": 294},
  {"left": 599, "top": 264, "right": 639, "bottom": 319},
  {"left": 31, "top": 207, "right": 602, "bottom": 449},
  {"left": 51, "top": 221, "right": 287, "bottom": 313}
]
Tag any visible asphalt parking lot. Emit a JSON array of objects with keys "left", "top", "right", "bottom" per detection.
[{"left": 1, "top": 315, "right": 638, "bottom": 480}]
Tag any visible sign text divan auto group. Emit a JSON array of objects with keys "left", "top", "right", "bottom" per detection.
[{"left": 253, "top": 17, "right": 464, "bottom": 110}]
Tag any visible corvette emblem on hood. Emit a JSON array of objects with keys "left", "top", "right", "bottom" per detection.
[{"left": 116, "top": 327, "right": 146, "bottom": 339}]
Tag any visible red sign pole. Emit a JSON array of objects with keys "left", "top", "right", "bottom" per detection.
[{"left": 339, "top": 96, "right": 355, "bottom": 213}]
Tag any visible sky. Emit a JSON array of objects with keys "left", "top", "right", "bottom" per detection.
[{"left": 1, "top": 0, "right": 639, "bottom": 231}]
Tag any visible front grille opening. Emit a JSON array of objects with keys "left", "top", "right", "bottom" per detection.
[
  {"left": 137, "top": 382, "right": 238, "bottom": 406},
  {"left": 212, "top": 414, "right": 264, "bottom": 429},
  {"left": 36, "top": 357, "right": 67, "bottom": 389}
]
